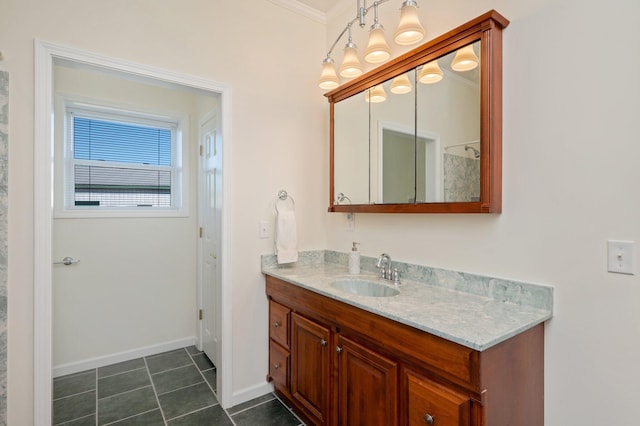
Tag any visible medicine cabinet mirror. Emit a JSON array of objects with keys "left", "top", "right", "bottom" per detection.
[{"left": 327, "top": 10, "right": 509, "bottom": 213}]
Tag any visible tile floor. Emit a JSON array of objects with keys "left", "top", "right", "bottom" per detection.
[{"left": 53, "top": 346, "right": 305, "bottom": 425}]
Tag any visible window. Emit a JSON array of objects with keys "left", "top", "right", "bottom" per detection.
[{"left": 60, "top": 101, "right": 186, "bottom": 216}]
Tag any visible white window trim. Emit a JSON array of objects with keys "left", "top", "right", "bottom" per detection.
[{"left": 54, "top": 95, "right": 190, "bottom": 218}]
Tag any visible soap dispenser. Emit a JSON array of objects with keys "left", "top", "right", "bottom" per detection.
[{"left": 348, "top": 242, "right": 360, "bottom": 275}]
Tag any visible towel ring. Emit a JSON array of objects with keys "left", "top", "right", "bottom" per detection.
[{"left": 276, "top": 190, "right": 295, "bottom": 212}]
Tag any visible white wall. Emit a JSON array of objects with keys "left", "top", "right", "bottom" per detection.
[
  {"left": 1, "top": 0, "right": 327, "bottom": 423},
  {"left": 52, "top": 64, "right": 208, "bottom": 369},
  {"left": 326, "top": 0, "right": 640, "bottom": 424}
]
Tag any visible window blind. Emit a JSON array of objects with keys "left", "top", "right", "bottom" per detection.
[{"left": 71, "top": 115, "right": 175, "bottom": 208}]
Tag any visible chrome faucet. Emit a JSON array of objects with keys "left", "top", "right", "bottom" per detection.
[{"left": 376, "top": 253, "right": 400, "bottom": 283}]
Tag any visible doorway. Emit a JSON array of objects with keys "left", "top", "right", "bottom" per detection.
[{"left": 34, "top": 41, "right": 233, "bottom": 425}]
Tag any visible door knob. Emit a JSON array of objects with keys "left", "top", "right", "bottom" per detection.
[{"left": 53, "top": 257, "right": 80, "bottom": 266}]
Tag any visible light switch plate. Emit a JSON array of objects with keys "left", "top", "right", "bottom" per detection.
[{"left": 607, "top": 240, "right": 635, "bottom": 275}]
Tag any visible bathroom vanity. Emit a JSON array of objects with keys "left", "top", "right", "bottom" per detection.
[{"left": 263, "top": 253, "right": 552, "bottom": 426}]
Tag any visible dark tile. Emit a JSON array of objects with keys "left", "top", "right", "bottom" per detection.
[
  {"left": 98, "top": 358, "right": 145, "bottom": 378},
  {"left": 53, "top": 391, "right": 95, "bottom": 425},
  {"left": 54, "top": 370, "right": 95, "bottom": 399},
  {"left": 107, "top": 409, "right": 165, "bottom": 425},
  {"left": 146, "top": 349, "right": 192, "bottom": 374},
  {"left": 158, "top": 382, "right": 217, "bottom": 420},
  {"left": 191, "top": 353, "right": 214, "bottom": 371},
  {"left": 98, "top": 368, "right": 151, "bottom": 399},
  {"left": 185, "top": 345, "right": 201, "bottom": 355},
  {"left": 98, "top": 386, "right": 158, "bottom": 425},
  {"left": 231, "top": 399, "right": 301, "bottom": 426},
  {"left": 58, "top": 413, "right": 96, "bottom": 426},
  {"left": 168, "top": 405, "right": 233, "bottom": 425},
  {"left": 227, "top": 393, "right": 276, "bottom": 415},
  {"left": 201, "top": 368, "right": 216, "bottom": 391},
  {"left": 152, "top": 364, "right": 203, "bottom": 395}
]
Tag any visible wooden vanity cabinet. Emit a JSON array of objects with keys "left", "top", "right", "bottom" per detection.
[{"left": 265, "top": 275, "right": 544, "bottom": 426}]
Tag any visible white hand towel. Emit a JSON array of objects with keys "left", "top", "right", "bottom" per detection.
[{"left": 276, "top": 208, "right": 298, "bottom": 264}]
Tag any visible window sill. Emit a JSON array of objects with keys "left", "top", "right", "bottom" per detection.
[{"left": 53, "top": 207, "right": 189, "bottom": 219}]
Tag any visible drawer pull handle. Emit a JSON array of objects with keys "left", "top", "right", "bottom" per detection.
[
  {"left": 274, "top": 363, "right": 280, "bottom": 370},
  {"left": 320, "top": 339, "right": 327, "bottom": 346},
  {"left": 273, "top": 321, "right": 280, "bottom": 328},
  {"left": 336, "top": 346, "right": 342, "bottom": 354},
  {"left": 424, "top": 414, "right": 434, "bottom": 425}
]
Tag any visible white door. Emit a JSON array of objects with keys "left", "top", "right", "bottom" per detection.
[{"left": 200, "top": 114, "right": 222, "bottom": 365}]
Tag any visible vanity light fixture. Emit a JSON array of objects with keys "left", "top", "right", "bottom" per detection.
[
  {"left": 418, "top": 59, "right": 443, "bottom": 84},
  {"left": 364, "top": 4, "right": 391, "bottom": 64},
  {"left": 451, "top": 44, "right": 479, "bottom": 71},
  {"left": 318, "top": 57, "right": 340, "bottom": 90},
  {"left": 394, "top": 0, "right": 425, "bottom": 45},
  {"left": 389, "top": 73, "right": 412, "bottom": 94},
  {"left": 339, "top": 25, "right": 364, "bottom": 78},
  {"left": 365, "top": 85, "right": 387, "bottom": 102},
  {"left": 318, "top": 0, "right": 426, "bottom": 89}
]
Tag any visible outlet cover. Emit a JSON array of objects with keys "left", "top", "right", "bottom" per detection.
[{"left": 607, "top": 240, "right": 635, "bottom": 275}]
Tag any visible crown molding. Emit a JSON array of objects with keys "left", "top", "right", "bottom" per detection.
[{"left": 268, "top": 0, "right": 327, "bottom": 24}]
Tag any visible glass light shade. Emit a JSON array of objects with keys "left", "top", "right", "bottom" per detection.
[
  {"left": 318, "top": 59, "right": 340, "bottom": 90},
  {"left": 418, "top": 60, "right": 443, "bottom": 84},
  {"left": 451, "top": 45, "right": 479, "bottom": 71},
  {"left": 364, "top": 26, "right": 391, "bottom": 64},
  {"left": 339, "top": 43, "right": 364, "bottom": 78},
  {"left": 365, "top": 85, "right": 387, "bottom": 103},
  {"left": 394, "top": 3, "right": 425, "bottom": 46},
  {"left": 390, "top": 74, "right": 412, "bottom": 94}
]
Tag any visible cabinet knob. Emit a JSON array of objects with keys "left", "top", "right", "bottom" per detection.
[
  {"left": 273, "top": 321, "right": 280, "bottom": 328},
  {"left": 424, "top": 414, "right": 434, "bottom": 425},
  {"left": 336, "top": 346, "right": 343, "bottom": 354},
  {"left": 320, "top": 339, "right": 327, "bottom": 346},
  {"left": 274, "top": 363, "right": 280, "bottom": 370}
]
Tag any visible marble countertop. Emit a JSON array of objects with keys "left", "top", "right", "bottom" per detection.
[{"left": 262, "top": 256, "right": 553, "bottom": 351}]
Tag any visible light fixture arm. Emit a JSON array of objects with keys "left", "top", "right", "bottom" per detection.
[{"left": 323, "top": 0, "right": 391, "bottom": 60}]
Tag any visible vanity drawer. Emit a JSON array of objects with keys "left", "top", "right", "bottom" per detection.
[
  {"left": 270, "top": 300, "right": 290, "bottom": 349},
  {"left": 269, "top": 342, "right": 290, "bottom": 390},
  {"left": 406, "top": 370, "right": 470, "bottom": 426}
]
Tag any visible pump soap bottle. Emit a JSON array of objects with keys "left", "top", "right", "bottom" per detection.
[{"left": 348, "top": 242, "right": 360, "bottom": 275}]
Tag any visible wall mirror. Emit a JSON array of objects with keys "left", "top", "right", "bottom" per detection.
[{"left": 327, "top": 10, "right": 509, "bottom": 213}]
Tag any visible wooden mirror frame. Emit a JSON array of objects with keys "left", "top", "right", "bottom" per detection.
[{"left": 326, "top": 10, "right": 509, "bottom": 213}]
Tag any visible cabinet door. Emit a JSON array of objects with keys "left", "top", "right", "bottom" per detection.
[
  {"left": 336, "top": 334, "right": 398, "bottom": 426},
  {"left": 406, "top": 371, "right": 470, "bottom": 426},
  {"left": 291, "top": 313, "right": 330, "bottom": 424}
]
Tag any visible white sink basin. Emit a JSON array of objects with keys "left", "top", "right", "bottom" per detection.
[{"left": 330, "top": 278, "right": 399, "bottom": 297}]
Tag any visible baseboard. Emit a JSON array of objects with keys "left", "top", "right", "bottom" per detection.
[
  {"left": 231, "top": 381, "right": 275, "bottom": 408},
  {"left": 53, "top": 336, "right": 196, "bottom": 378}
]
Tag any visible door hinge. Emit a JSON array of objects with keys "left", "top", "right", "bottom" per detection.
[
  {"left": 199, "top": 309, "right": 203, "bottom": 320},
  {"left": 199, "top": 227, "right": 203, "bottom": 238},
  {"left": 199, "top": 145, "right": 204, "bottom": 156}
]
